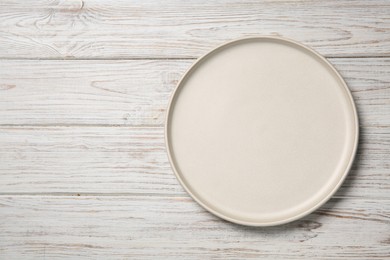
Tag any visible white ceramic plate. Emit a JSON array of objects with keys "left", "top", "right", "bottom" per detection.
[{"left": 165, "top": 36, "right": 358, "bottom": 226}]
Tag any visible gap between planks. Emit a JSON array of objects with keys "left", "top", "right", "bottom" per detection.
[
  {"left": 0, "top": 57, "right": 197, "bottom": 61},
  {"left": 0, "top": 124, "right": 389, "bottom": 129},
  {"left": 0, "top": 124, "right": 164, "bottom": 128},
  {"left": 0, "top": 56, "right": 389, "bottom": 61},
  {"left": 0, "top": 192, "right": 388, "bottom": 201},
  {"left": 0, "top": 192, "right": 182, "bottom": 197}
]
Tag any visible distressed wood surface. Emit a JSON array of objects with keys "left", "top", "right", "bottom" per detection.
[
  {"left": 0, "top": 195, "right": 389, "bottom": 259},
  {"left": 0, "top": 126, "right": 389, "bottom": 199},
  {"left": 0, "top": 0, "right": 390, "bottom": 59},
  {"left": 0, "top": 58, "right": 389, "bottom": 127},
  {"left": 1, "top": 0, "right": 390, "bottom": 259}
]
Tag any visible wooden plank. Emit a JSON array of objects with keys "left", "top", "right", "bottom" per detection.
[
  {"left": 0, "top": 0, "right": 389, "bottom": 59},
  {"left": 0, "top": 59, "right": 181, "bottom": 126},
  {"left": 0, "top": 58, "right": 389, "bottom": 127},
  {"left": 0, "top": 126, "right": 180, "bottom": 195},
  {"left": 0, "top": 126, "right": 388, "bottom": 198},
  {"left": 0, "top": 195, "right": 389, "bottom": 259}
]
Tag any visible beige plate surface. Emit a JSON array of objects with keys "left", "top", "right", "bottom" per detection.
[{"left": 165, "top": 36, "right": 359, "bottom": 226}]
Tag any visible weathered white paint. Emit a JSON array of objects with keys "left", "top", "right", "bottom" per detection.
[
  {"left": 0, "top": 0, "right": 389, "bottom": 58},
  {"left": 0, "top": 196, "right": 389, "bottom": 259},
  {"left": 0, "top": 0, "right": 389, "bottom": 258}
]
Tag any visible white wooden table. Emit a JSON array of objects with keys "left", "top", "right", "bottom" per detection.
[{"left": 0, "top": 1, "right": 389, "bottom": 259}]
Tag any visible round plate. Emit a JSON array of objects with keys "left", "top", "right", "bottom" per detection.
[{"left": 165, "top": 36, "right": 358, "bottom": 226}]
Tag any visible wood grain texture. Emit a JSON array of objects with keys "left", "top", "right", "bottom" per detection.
[
  {"left": 0, "top": 0, "right": 389, "bottom": 59},
  {"left": 0, "top": 195, "right": 389, "bottom": 259},
  {"left": 0, "top": 58, "right": 389, "bottom": 127},
  {"left": 0, "top": 126, "right": 388, "bottom": 198}
]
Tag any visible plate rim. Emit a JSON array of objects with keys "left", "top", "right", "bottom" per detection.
[{"left": 164, "top": 35, "right": 359, "bottom": 226}]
